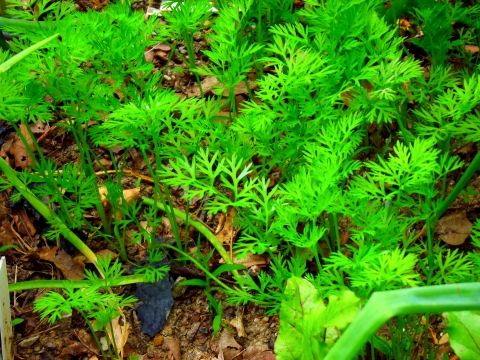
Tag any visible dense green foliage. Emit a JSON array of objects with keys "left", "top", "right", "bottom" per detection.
[{"left": 2, "top": 0, "right": 480, "bottom": 358}]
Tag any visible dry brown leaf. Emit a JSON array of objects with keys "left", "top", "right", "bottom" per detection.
[
  {"left": 94, "top": 158, "right": 112, "bottom": 171},
  {"left": 435, "top": 211, "right": 472, "bottom": 246},
  {"left": 165, "top": 337, "right": 182, "bottom": 360},
  {"left": 232, "top": 252, "right": 268, "bottom": 268},
  {"left": 107, "top": 316, "right": 128, "bottom": 359},
  {"left": 39, "top": 246, "right": 85, "bottom": 280},
  {"left": 144, "top": 49, "right": 155, "bottom": 63},
  {"left": 29, "top": 119, "right": 50, "bottom": 134},
  {"left": 95, "top": 249, "right": 118, "bottom": 261},
  {"left": 67, "top": 329, "right": 99, "bottom": 356},
  {"left": 187, "top": 76, "right": 258, "bottom": 98},
  {"left": 230, "top": 306, "right": 247, "bottom": 338},
  {"left": 216, "top": 207, "right": 239, "bottom": 245},
  {"left": 11, "top": 208, "right": 36, "bottom": 236},
  {"left": 465, "top": 45, "right": 480, "bottom": 54},
  {"left": 438, "top": 333, "right": 449, "bottom": 345},
  {"left": 98, "top": 187, "right": 140, "bottom": 220},
  {"left": 8, "top": 124, "right": 36, "bottom": 169},
  {"left": 340, "top": 230, "right": 350, "bottom": 245},
  {"left": 215, "top": 212, "right": 226, "bottom": 235},
  {"left": 0, "top": 216, "right": 15, "bottom": 248},
  {"left": 98, "top": 186, "right": 110, "bottom": 209},
  {"left": 243, "top": 344, "right": 275, "bottom": 360},
  {"left": 219, "top": 328, "right": 242, "bottom": 350}
]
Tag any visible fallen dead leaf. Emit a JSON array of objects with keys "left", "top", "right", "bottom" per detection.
[
  {"left": 67, "top": 329, "right": 100, "bottom": 356},
  {"left": 230, "top": 306, "right": 247, "bottom": 338},
  {"left": 0, "top": 215, "right": 15, "bottom": 248},
  {"left": 94, "top": 158, "right": 112, "bottom": 171},
  {"left": 107, "top": 316, "right": 128, "bottom": 358},
  {"left": 38, "top": 246, "right": 85, "bottom": 280},
  {"left": 219, "top": 328, "right": 242, "bottom": 350},
  {"left": 243, "top": 344, "right": 275, "bottom": 360},
  {"left": 187, "top": 76, "right": 258, "bottom": 98},
  {"left": 232, "top": 252, "right": 268, "bottom": 268},
  {"left": 216, "top": 207, "right": 239, "bottom": 245},
  {"left": 29, "top": 119, "right": 50, "bottom": 134},
  {"left": 11, "top": 208, "right": 36, "bottom": 236},
  {"left": 95, "top": 249, "right": 118, "bottom": 262},
  {"left": 98, "top": 187, "right": 140, "bottom": 220},
  {"left": 165, "top": 337, "right": 182, "bottom": 360},
  {"left": 8, "top": 124, "right": 36, "bottom": 169},
  {"left": 465, "top": 45, "right": 479, "bottom": 54},
  {"left": 435, "top": 211, "right": 472, "bottom": 246},
  {"left": 438, "top": 333, "right": 449, "bottom": 345},
  {"left": 340, "top": 230, "right": 350, "bottom": 245}
]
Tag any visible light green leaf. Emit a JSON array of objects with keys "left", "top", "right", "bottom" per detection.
[
  {"left": 445, "top": 311, "right": 480, "bottom": 360},
  {"left": 275, "top": 276, "right": 360, "bottom": 360}
]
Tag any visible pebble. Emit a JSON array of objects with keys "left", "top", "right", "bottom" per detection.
[
  {"left": 153, "top": 334, "right": 164, "bottom": 346},
  {"left": 164, "top": 75, "right": 172, "bottom": 81},
  {"left": 18, "top": 335, "right": 39, "bottom": 348}
]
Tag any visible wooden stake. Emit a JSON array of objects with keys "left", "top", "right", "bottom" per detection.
[{"left": 0, "top": 256, "right": 13, "bottom": 360}]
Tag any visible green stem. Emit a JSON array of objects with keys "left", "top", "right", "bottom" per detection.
[
  {"left": 8, "top": 274, "right": 147, "bottom": 292},
  {"left": 0, "top": 31, "right": 8, "bottom": 50},
  {"left": 0, "top": 0, "right": 5, "bottom": 17},
  {"left": 325, "top": 283, "right": 480, "bottom": 360},
  {"left": 0, "top": 157, "right": 98, "bottom": 264},
  {"left": 433, "top": 150, "right": 480, "bottom": 223},
  {"left": 423, "top": 313, "right": 430, "bottom": 359},
  {"left": 160, "top": 39, "right": 178, "bottom": 82},
  {"left": 79, "top": 309, "right": 108, "bottom": 360},
  {"left": 157, "top": 243, "right": 234, "bottom": 293},
  {"left": 142, "top": 197, "right": 237, "bottom": 276},
  {"left": 182, "top": 29, "right": 204, "bottom": 97}
]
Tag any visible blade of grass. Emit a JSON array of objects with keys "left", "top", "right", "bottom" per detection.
[{"left": 0, "top": 32, "right": 58, "bottom": 73}]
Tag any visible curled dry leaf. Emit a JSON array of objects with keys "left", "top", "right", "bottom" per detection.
[
  {"left": 107, "top": 316, "right": 129, "bottom": 359},
  {"left": 435, "top": 211, "right": 472, "bottom": 246},
  {"left": 230, "top": 306, "right": 247, "bottom": 338},
  {"left": 39, "top": 246, "right": 85, "bottom": 280},
  {"left": 98, "top": 187, "right": 140, "bottom": 220}
]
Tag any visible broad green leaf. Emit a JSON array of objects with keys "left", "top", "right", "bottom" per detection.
[
  {"left": 275, "top": 276, "right": 360, "bottom": 360},
  {"left": 319, "top": 291, "right": 360, "bottom": 329},
  {"left": 445, "top": 311, "right": 480, "bottom": 360}
]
